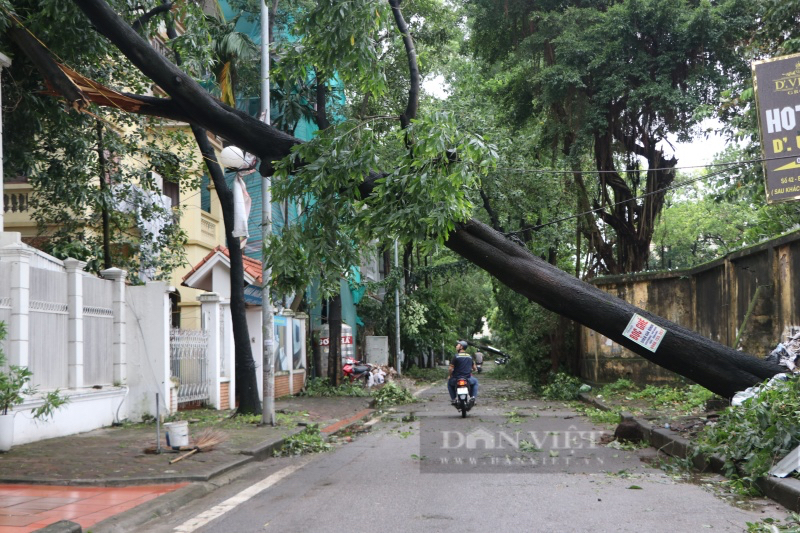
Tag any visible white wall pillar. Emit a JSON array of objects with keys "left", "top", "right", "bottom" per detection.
[
  {"left": 199, "top": 292, "right": 222, "bottom": 409},
  {"left": 221, "top": 303, "right": 235, "bottom": 409},
  {"left": 0, "top": 242, "right": 31, "bottom": 367},
  {"left": 0, "top": 52, "right": 11, "bottom": 232},
  {"left": 64, "top": 258, "right": 86, "bottom": 389},
  {"left": 101, "top": 267, "right": 127, "bottom": 384}
]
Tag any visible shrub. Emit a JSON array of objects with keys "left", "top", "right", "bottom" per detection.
[
  {"left": 540, "top": 372, "right": 584, "bottom": 401},
  {"left": 600, "top": 378, "right": 637, "bottom": 396},
  {"left": 630, "top": 384, "right": 714, "bottom": 412},
  {"left": 373, "top": 382, "right": 414, "bottom": 408}
]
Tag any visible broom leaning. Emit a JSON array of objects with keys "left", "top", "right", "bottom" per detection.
[{"left": 169, "top": 429, "right": 228, "bottom": 464}]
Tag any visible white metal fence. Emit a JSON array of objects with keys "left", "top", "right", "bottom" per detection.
[
  {"left": 170, "top": 328, "right": 210, "bottom": 404},
  {"left": 29, "top": 266, "right": 68, "bottom": 389},
  {"left": 0, "top": 246, "right": 121, "bottom": 390},
  {"left": 83, "top": 276, "right": 113, "bottom": 385}
]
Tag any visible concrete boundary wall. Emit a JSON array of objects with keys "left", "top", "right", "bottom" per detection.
[
  {"left": 581, "top": 229, "right": 800, "bottom": 385},
  {"left": 0, "top": 231, "right": 173, "bottom": 445}
]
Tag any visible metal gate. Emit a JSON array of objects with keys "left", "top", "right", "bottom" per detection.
[{"left": 170, "top": 328, "right": 210, "bottom": 404}]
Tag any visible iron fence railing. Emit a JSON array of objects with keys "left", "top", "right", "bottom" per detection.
[{"left": 170, "top": 328, "right": 210, "bottom": 404}]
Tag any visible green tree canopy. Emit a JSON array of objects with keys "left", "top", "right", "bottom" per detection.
[{"left": 466, "top": 0, "right": 758, "bottom": 275}]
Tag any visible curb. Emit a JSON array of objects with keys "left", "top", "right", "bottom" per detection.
[
  {"left": 321, "top": 409, "right": 374, "bottom": 436},
  {"left": 240, "top": 426, "right": 307, "bottom": 459},
  {"left": 32, "top": 410, "right": 377, "bottom": 533},
  {"left": 578, "top": 393, "right": 800, "bottom": 512},
  {"left": 33, "top": 521, "right": 81, "bottom": 533},
  {"left": 1, "top": 456, "right": 257, "bottom": 487}
]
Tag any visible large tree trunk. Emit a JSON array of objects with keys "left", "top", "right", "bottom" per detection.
[
  {"left": 37, "top": 0, "right": 786, "bottom": 399},
  {"left": 328, "top": 294, "right": 342, "bottom": 385},
  {"left": 160, "top": 14, "right": 259, "bottom": 415},
  {"left": 444, "top": 220, "right": 783, "bottom": 398},
  {"left": 192, "top": 127, "right": 261, "bottom": 415}
]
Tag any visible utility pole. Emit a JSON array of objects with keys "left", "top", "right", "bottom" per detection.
[{"left": 260, "top": 0, "right": 275, "bottom": 426}]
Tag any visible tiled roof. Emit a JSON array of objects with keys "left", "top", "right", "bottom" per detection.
[{"left": 182, "top": 245, "right": 263, "bottom": 285}]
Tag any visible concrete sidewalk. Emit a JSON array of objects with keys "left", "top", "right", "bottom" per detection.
[
  {"left": 0, "top": 395, "right": 375, "bottom": 533},
  {"left": 579, "top": 392, "right": 800, "bottom": 515}
]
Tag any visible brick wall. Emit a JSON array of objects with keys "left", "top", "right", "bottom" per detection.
[
  {"left": 293, "top": 371, "right": 305, "bottom": 394},
  {"left": 275, "top": 374, "right": 290, "bottom": 398},
  {"left": 220, "top": 381, "right": 230, "bottom": 410},
  {"left": 582, "top": 229, "right": 800, "bottom": 385}
]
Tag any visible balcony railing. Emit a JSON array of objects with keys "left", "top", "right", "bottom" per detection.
[{"left": 4, "top": 192, "right": 29, "bottom": 213}]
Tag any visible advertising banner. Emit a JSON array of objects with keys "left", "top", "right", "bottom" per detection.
[{"left": 753, "top": 53, "right": 800, "bottom": 203}]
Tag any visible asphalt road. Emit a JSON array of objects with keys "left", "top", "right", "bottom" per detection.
[{"left": 134, "top": 376, "right": 790, "bottom": 533}]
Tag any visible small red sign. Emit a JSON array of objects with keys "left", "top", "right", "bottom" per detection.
[
  {"left": 320, "top": 336, "right": 353, "bottom": 346},
  {"left": 623, "top": 313, "right": 666, "bottom": 352}
]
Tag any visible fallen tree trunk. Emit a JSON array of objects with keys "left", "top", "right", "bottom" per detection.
[
  {"left": 19, "top": 0, "right": 785, "bottom": 398},
  {"left": 445, "top": 220, "right": 784, "bottom": 398}
]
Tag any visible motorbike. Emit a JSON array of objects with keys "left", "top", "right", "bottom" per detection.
[
  {"left": 453, "top": 378, "right": 475, "bottom": 418},
  {"left": 494, "top": 355, "right": 509, "bottom": 365},
  {"left": 342, "top": 357, "right": 374, "bottom": 384},
  {"left": 475, "top": 362, "right": 483, "bottom": 373}
]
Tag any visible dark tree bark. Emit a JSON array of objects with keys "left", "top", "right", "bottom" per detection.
[
  {"left": 315, "top": 73, "right": 331, "bottom": 131},
  {"left": 95, "top": 120, "right": 112, "bottom": 270},
  {"left": 30, "top": 0, "right": 786, "bottom": 399},
  {"left": 314, "top": 68, "right": 342, "bottom": 384},
  {"left": 388, "top": 0, "right": 419, "bottom": 129},
  {"left": 192, "top": 127, "right": 261, "bottom": 414},
  {"left": 328, "top": 294, "right": 342, "bottom": 385},
  {"left": 444, "top": 220, "right": 783, "bottom": 398},
  {"left": 131, "top": 3, "right": 173, "bottom": 33},
  {"left": 7, "top": 28, "right": 87, "bottom": 110},
  {"left": 163, "top": 10, "right": 259, "bottom": 414}
]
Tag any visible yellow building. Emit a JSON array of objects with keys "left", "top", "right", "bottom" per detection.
[{"left": 3, "top": 121, "right": 228, "bottom": 332}]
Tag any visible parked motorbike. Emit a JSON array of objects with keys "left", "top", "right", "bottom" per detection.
[
  {"left": 453, "top": 378, "right": 475, "bottom": 418},
  {"left": 494, "top": 355, "right": 509, "bottom": 365},
  {"left": 342, "top": 358, "right": 374, "bottom": 384}
]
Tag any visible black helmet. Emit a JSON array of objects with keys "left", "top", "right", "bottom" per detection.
[{"left": 457, "top": 340, "right": 469, "bottom": 349}]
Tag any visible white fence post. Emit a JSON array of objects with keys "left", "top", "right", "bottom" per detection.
[
  {"left": 65, "top": 258, "right": 86, "bottom": 388},
  {"left": 0, "top": 242, "right": 31, "bottom": 367},
  {"left": 296, "top": 312, "right": 308, "bottom": 388},
  {"left": 199, "top": 292, "right": 221, "bottom": 409},
  {"left": 101, "top": 268, "right": 127, "bottom": 385}
]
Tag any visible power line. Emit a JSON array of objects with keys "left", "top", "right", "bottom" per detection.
[
  {"left": 503, "top": 162, "right": 750, "bottom": 236},
  {"left": 493, "top": 153, "right": 791, "bottom": 175}
]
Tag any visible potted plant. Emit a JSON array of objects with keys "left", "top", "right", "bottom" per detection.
[{"left": 0, "top": 325, "right": 68, "bottom": 451}]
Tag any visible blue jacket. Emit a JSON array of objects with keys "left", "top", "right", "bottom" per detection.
[{"left": 451, "top": 354, "right": 474, "bottom": 379}]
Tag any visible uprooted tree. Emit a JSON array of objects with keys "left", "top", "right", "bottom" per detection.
[{"left": 7, "top": 0, "right": 786, "bottom": 401}]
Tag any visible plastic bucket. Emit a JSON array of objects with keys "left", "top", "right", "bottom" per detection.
[{"left": 164, "top": 421, "right": 189, "bottom": 448}]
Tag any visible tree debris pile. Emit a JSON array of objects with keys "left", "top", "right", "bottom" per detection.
[
  {"left": 765, "top": 327, "right": 800, "bottom": 372},
  {"left": 697, "top": 373, "right": 800, "bottom": 491}
]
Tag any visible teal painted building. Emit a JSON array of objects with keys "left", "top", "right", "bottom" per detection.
[{"left": 201, "top": 2, "right": 364, "bottom": 364}]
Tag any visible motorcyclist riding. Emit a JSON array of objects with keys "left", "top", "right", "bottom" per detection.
[{"left": 448, "top": 340, "right": 479, "bottom": 406}]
